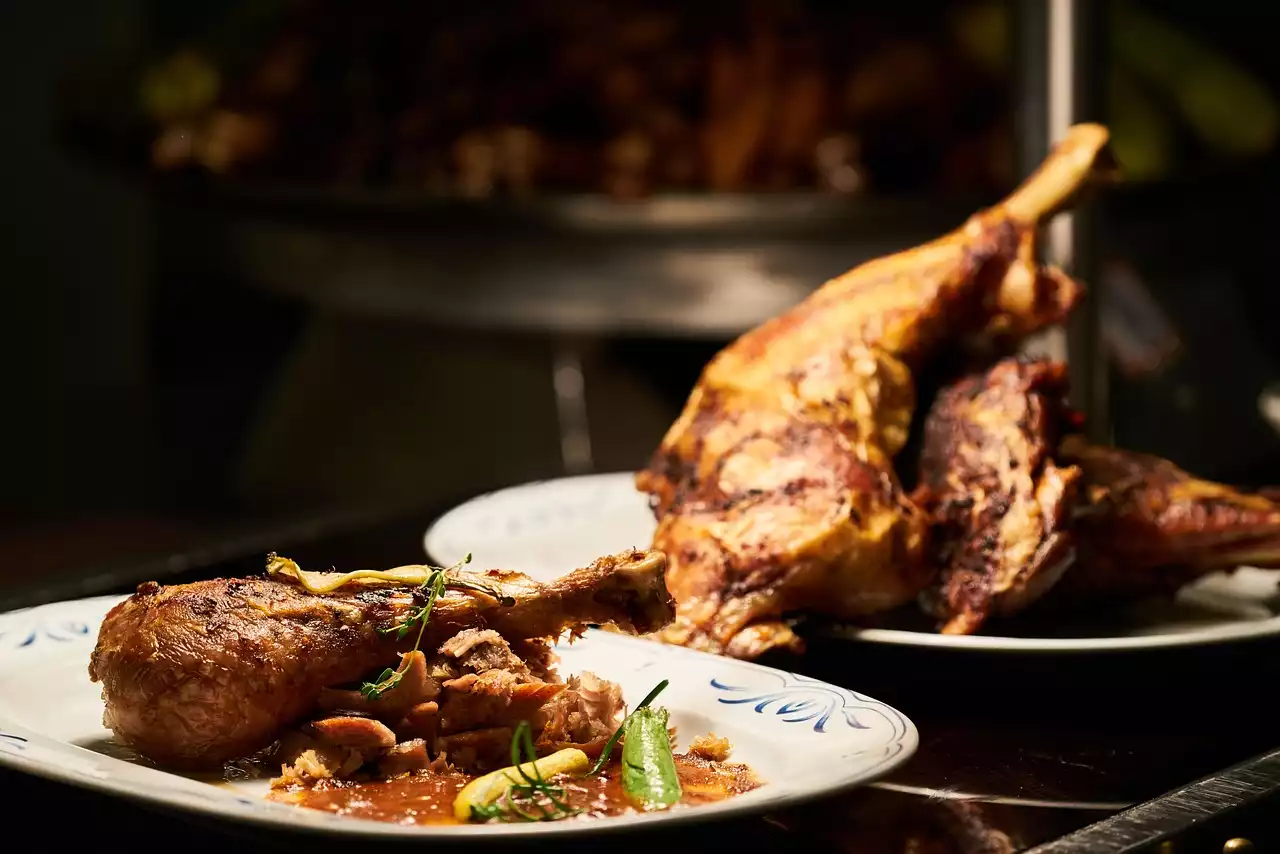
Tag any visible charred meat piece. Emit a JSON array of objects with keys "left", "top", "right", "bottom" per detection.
[
  {"left": 913, "top": 358, "right": 1082, "bottom": 634},
  {"left": 638, "top": 124, "right": 1113, "bottom": 658},
  {"left": 652, "top": 408, "right": 931, "bottom": 659},
  {"left": 89, "top": 549, "right": 671, "bottom": 770},
  {"left": 916, "top": 359, "right": 1280, "bottom": 625},
  {"left": 1058, "top": 438, "right": 1280, "bottom": 598},
  {"left": 437, "top": 671, "right": 564, "bottom": 735}
]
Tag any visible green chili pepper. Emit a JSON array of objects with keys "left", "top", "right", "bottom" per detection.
[{"left": 621, "top": 706, "right": 682, "bottom": 810}]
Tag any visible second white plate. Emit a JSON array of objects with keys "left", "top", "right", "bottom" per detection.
[{"left": 424, "top": 472, "right": 1280, "bottom": 654}]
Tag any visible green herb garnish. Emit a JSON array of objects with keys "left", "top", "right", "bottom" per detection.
[
  {"left": 620, "top": 705, "right": 682, "bottom": 809},
  {"left": 469, "top": 678, "right": 672, "bottom": 823},
  {"left": 589, "top": 678, "right": 669, "bottom": 774},
  {"left": 469, "top": 721, "right": 582, "bottom": 822},
  {"left": 360, "top": 553, "right": 513, "bottom": 700}
]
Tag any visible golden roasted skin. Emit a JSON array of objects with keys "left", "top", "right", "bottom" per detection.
[
  {"left": 915, "top": 361, "right": 1280, "bottom": 622},
  {"left": 638, "top": 125, "right": 1114, "bottom": 658},
  {"left": 1059, "top": 439, "right": 1280, "bottom": 598},
  {"left": 914, "top": 359, "right": 1082, "bottom": 635},
  {"left": 88, "top": 549, "right": 671, "bottom": 770}
]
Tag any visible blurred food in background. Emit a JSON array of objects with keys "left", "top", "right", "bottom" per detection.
[
  {"left": 126, "top": 0, "right": 1010, "bottom": 197},
  {"left": 31, "top": 0, "right": 1280, "bottom": 519},
  {"left": 58, "top": 0, "right": 1278, "bottom": 199}
]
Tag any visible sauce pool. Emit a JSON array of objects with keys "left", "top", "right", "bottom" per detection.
[{"left": 271, "top": 754, "right": 760, "bottom": 826}]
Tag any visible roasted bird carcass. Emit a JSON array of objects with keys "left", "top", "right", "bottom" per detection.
[
  {"left": 915, "top": 357, "right": 1280, "bottom": 632},
  {"left": 637, "top": 124, "right": 1115, "bottom": 659},
  {"left": 89, "top": 549, "right": 672, "bottom": 771},
  {"left": 913, "top": 358, "right": 1083, "bottom": 634}
]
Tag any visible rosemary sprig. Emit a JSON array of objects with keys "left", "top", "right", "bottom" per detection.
[
  {"left": 469, "top": 721, "right": 582, "bottom": 822},
  {"left": 361, "top": 553, "right": 515, "bottom": 700},
  {"left": 359, "top": 570, "right": 442, "bottom": 699}
]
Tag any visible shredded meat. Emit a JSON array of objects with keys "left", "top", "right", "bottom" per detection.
[
  {"left": 536, "top": 672, "right": 624, "bottom": 753},
  {"left": 439, "top": 629, "right": 533, "bottom": 677},
  {"left": 438, "top": 671, "right": 564, "bottom": 736},
  {"left": 272, "top": 626, "right": 628, "bottom": 785},
  {"left": 274, "top": 744, "right": 364, "bottom": 787},
  {"left": 377, "top": 739, "right": 431, "bottom": 777},
  {"left": 508, "top": 638, "right": 558, "bottom": 681},
  {"left": 436, "top": 727, "right": 514, "bottom": 772}
]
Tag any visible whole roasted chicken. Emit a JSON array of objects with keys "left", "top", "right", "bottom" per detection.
[{"left": 637, "top": 124, "right": 1115, "bottom": 658}]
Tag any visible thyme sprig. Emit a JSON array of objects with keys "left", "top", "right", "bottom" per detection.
[
  {"left": 469, "top": 721, "right": 582, "bottom": 822},
  {"left": 470, "top": 678, "right": 671, "bottom": 823},
  {"left": 360, "top": 553, "right": 513, "bottom": 700}
]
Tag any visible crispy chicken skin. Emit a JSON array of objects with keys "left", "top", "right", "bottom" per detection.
[
  {"left": 916, "top": 359, "right": 1280, "bottom": 627},
  {"left": 89, "top": 549, "right": 671, "bottom": 770},
  {"left": 914, "top": 358, "right": 1082, "bottom": 634},
  {"left": 638, "top": 125, "right": 1114, "bottom": 657},
  {"left": 1059, "top": 439, "right": 1280, "bottom": 598}
]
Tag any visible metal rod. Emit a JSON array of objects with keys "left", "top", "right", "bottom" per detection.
[
  {"left": 551, "top": 342, "right": 594, "bottom": 475},
  {"left": 1013, "top": 0, "right": 1066, "bottom": 366},
  {"left": 1014, "top": 0, "right": 1049, "bottom": 185},
  {"left": 1047, "top": 0, "right": 1110, "bottom": 442}
]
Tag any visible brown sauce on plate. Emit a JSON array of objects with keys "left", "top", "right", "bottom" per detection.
[{"left": 271, "top": 754, "right": 760, "bottom": 826}]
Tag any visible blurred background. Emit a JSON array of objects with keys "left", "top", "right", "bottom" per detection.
[{"left": 2, "top": 0, "right": 1280, "bottom": 593}]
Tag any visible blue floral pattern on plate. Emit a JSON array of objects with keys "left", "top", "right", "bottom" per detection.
[
  {"left": 0, "top": 733, "right": 28, "bottom": 753},
  {"left": 0, "top": 620, "right": 91, "bottom": 649},
  {"left": 711, "top": 672, "right": 866, "bottom": 733},
  {"left": 708, "top": 669, "right": 910, "bottom": 742}
]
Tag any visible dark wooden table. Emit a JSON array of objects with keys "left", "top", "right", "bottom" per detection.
[{"left": 2, "top": 502, "right": 1279, "bottom": 853}]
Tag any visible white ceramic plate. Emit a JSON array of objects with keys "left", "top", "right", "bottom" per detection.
[
  {"left": 0, "top": 594, "right": 916, "bottom": 839},
  {"left": 424, "top": 473, "right": 1280, "bottom": 653}
]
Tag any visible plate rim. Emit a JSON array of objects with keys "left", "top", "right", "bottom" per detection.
[
  {"left": 422, "top": 470, "right": 644, "bottom": 565},
  {"left": 814, "top": 618, "right": 1280, "bottom": 653},
  {"left": 0, "top": 594, "right": 918, "bottom": 839},
  {"left": 423, "top": 472, "right": 1280, "bottom": 655}
]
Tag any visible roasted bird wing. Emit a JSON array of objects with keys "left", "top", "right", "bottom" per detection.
[
  {"left": 915, "top": 358, "right": 1280, "bottom": 629},
  {"left": 89, "top": 549, "right": 671, "bottom": 770},
  {"left": 1059, "top": 439, "right": 1280, "bottom": 598},
  {"left": 638, "top": 124, "right": 1114, "bottom": 658},
  {"left": 913, "top": 358, "right": 1082, "bottom": 634}
]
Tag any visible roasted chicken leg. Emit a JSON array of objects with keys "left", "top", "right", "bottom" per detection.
[
  {"left": 89, "top": 549, "right": 671, "bottom": 770},
  {"left": 638, "top": 124, "right": 1114, "bottom": 658}
]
